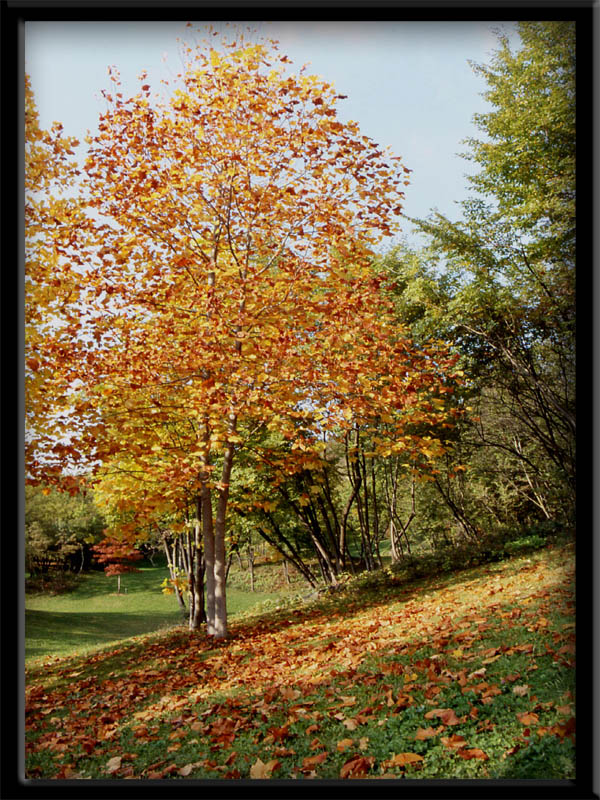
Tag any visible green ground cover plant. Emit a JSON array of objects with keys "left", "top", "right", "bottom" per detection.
[{"left": 25, "top": 543, "right": 575, "bottom": 780}]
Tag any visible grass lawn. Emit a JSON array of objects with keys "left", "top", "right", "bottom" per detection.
[
  {"left": 24, "top": 542, "right": 575, "bottom": 780},
  {"left": 25, "top": 562, "right": 288, "bottom": 663}
]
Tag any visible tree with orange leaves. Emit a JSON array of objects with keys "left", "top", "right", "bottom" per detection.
[
  {"left": 29, "top": 29, "right": 461, "bottom": 638},
  {"left": 25, "top": 74, "right": 88, "bottom": 485},
  {"left": 92, "top": 537, "right": 143, "bottom": 594}
]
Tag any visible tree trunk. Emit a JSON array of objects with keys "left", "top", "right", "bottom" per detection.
[
  {"left": 189, "top": 504, "right": 205, "bottom": 630},
  {"left": 212, "top": 424, "right": 236, "bottom": 639},
  {"left": 163, "top": 534, "right": 187, "bottom": 619},
  {"left": 256, "top": 521, "right": 319, "bottom": 589},
  {"left": 248, "top": 545, "right": 255, "bottom": 592},
  {"left": 202, "top": 482, "right": 216, "bottom": 636},
  {"left": 117, "top": 573, "right": 121, "bottom": 594}
]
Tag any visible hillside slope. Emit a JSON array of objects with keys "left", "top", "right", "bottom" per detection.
[{"left": 25, "top": 543, "right": 575, "bottom": 780}]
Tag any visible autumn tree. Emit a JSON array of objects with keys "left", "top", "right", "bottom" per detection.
[
  {"left": 92, "top": 537, "right": 143, "bottom": 594},
  {"left": 25, "top": 75, "right": 88, "bottom": 485},
  {"left": 30, "top": 29, "right": 461, "bottom": 639}
]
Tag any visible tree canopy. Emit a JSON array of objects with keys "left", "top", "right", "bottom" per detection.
[{"left": 26, "top": 29, "right": 461, "bottom": 637}]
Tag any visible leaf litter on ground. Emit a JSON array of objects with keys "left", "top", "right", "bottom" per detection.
[{"left": 25, "top": 543, "right": 575, "bottom": 780}]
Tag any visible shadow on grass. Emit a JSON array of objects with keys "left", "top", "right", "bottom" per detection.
[{"left": 25, "top": 608, "right": 182, "bottom": 661}]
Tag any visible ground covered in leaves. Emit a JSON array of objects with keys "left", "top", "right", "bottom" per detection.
[{"left": 25, "top": 543, "right": 575, "bottom": 780}]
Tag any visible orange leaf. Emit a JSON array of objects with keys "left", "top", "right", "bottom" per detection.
[
  {"left": 414, "top": 726, "right": 438, "bottom": 740},
  {"left": 458, "top": 748, "right": 489, "bottom": 760},
  {"left": 556, "top": 704, "right": 573, "bottom": 715},
  {"left": 269, "top": 723, "right": 291, "bottom": 742},
  {"left": 384, "top": 752, "right": 424, "bottom": 768},
  {"left": 280, "top": 687, "right": 301, "bottom": 701},
  {"left": 302, "top": 752, "right": 327, "bottom": 770},
  {"left": 424, "top": 708, "right": 462, "bottom": 725},
  {"left": 336, "top": 738, "right": 354, "bottom": 752},
  {"left": 549, "top": 717, "right": 575, "bottom": 739},
  {"left": 517, "top": 712, "right": 539, "bottom": 725},
  {"left": 441, "top": 734, "right": 467, "bottom": 750},
  {"left": 340, "top": 755, "right": 374, "bottom": 778}
]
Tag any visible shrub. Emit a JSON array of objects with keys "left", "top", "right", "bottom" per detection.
[
  {"left": 25, "top": 572, "right": 81, "bottom": 596},
  {"left": 503, "top": 534, "right": 547, "bottom": 555}
]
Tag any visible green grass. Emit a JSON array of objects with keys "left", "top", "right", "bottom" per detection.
[{"left": 25, "top": 562, "right": 291, "bottom": 664}]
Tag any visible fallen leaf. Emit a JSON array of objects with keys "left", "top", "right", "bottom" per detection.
[
  {"left": 340, "top": 755, "right": 374, "bottom": 778},
  {"left": 105, "top": 756, "right": 121, "bottom": 774},
  {"left": 178, "top": 764, "right": 194, "bottom": 777},
  {"left": 482, "top": 655, "right": 501, "bottom": 664},
  {"left": 424, "top": 708, "right": 462, "bottom": 725},
  {"left": 384, "top": 752, "right": 424, "bottom": 768},
  {"left": 458, "top": 748, "right": 489, "bottom": 760},
  {"left": 441, "top": 734, "right": 467, "bottom": 750},
  {"left": 273, "top": 746, "right": 295, "bottom": 757},
  {"left": 548, "top": 717, "right": 575, "bottom": 739},
  {"left": 280, "top": 687, "right": 301, "bottom": 701},
  {"left": 301, "top": 752, "right": 328, "bottom": 770},
  {"left": 512, "top": 685, "right": 529, "bottom": 696},
  {"left": 556, "top": 704, "right": 573, "bottom": 715},
  {"left": 250, "top": 757, "right": 281, "bottom": 779},
  {"left": 468, "top": 668, "right": 487, "bottom": 680},
  {"left": 337, "top": 738, "right": 355, "bottom": 752},
  {"left": 250, "top": 758, "right": 267, "bottom": 779},
  {"left": 339, "top": 695, "right": 357, "bottom": 707},
  {"left": 415, "top": 726, "right": 438, "bottom": 740},
  {"left": 269, "top": 724, "right": 292, "bottom": 742},
  {"left": 517, "top": 712, "right": 539, "bottom": 725}
]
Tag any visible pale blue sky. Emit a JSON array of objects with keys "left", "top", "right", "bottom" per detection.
[{"left": 25, "top": 20, "right": 520, "bottom": 249}]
